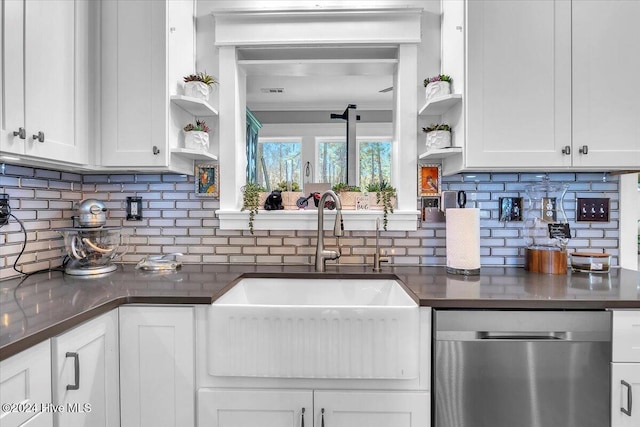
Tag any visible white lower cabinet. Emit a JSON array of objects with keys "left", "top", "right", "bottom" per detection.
[
  {"left": 198, "top": 389, "right": 312, "bottom": 427},
  {"left": 119, "top": 306, "right": 195, "bottom": 427},
  {"left": 198, "top": 389, "right": 429, "bottom": 427},
  {"left": 612, "top": 310, "right": 640, "bottom": 427},
  {"left": 611, "top": 364, "right": 640, "bottom": 427},
  {"left": 0, "top": 341, "right": 53, "bottom": 427},
  {"left": 51, "top": 310, "right": 119, "bottom": 427}
]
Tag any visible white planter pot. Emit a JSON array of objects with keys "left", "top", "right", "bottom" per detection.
[
  {"left": 425, "top": 81, "right": 451, "bottom": 101},
  {"left": 184, "top": 131, "right": 209, "bottom": 151},
  {"left": 183, "top": 81, "right": 212, "bottom": 101},
  {"left": 425, "top": 130, "right": 452, "bottom": 150}
]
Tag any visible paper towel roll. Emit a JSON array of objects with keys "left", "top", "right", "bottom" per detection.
[{"left": 445, "top": 208, "right": 481, "bottom": 275}]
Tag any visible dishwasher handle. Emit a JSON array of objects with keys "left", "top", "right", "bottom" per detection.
[{"left": 478, "top": 331, "right": 568, "bottom": 340}]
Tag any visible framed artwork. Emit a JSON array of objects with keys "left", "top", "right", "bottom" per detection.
[
  {"left": 418, "top": 164, "right": 441, "bottom": 196},
  {"left": 195, "top": 164, "right": 219, "bottom": 197}
]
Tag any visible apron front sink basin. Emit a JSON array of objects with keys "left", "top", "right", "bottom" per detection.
[{"left": 208, "top": 276, "right": 419, "bottom": 379}]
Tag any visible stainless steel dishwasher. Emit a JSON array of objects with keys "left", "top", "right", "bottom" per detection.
[{"left": 434, "top": 310, "right": 611, "bottom": 427}]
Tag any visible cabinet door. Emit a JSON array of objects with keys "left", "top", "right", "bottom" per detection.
[
  {"left": 314, "top": 390, "right": 430, "bottom": 427},
  {"left": 0, "top": 341, "right": 52, "bottom": 427},
  {"left": 0, "top": 0, "right": 91, "bottom": 164},
  {"left": 101, "top": 0, "right": 169, "bottom": 168},
  {"left": 119, "top": 306, "right": 194, "bottom": 427},
  {"left": 1, "top": 0, "right": 26, "bottom": 156},
  {"left": 572, "top": 0, "right": 640, "bottom": 168},
  {"left": 611, "top": 363, "right": 640, "bottom": 427},
  {"left": 465, "top": 0, "right": 572, "bottom": 168},
  {"left": 51, "top": 310, "right": 119, "bottom": 427},
  {"left": 24, "top": 0, "right": 89, "bottom": 164},
  {"left": 198, "top": 389, "right": 312, "bottom": 427}
]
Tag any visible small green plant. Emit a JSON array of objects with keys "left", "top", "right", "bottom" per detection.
[
  {"left": 332, "top": 183, "right": 361, "bottom": 193},
  {"left": 241, "top": 182, "right": 265, "bottom": 234},
  {"left": 375, "top": 181, "right": 396, "bottom": 230},
  {"left": 423, "top": 74, "right": 452, "bottom": 87},
  {"left": 183, "top": 72, "right": 217, "bottom": 87},
  {"left": 365, "top": 182, "right": 381, "bottom": 193},
  {"left": 422, "top": 123, "right": 451, "bottom": 133},
  {"left": 275, "top": 181, "right": 301, "bottom": 192},
  {"left": 184, "top": 120, "right": 210, "bottom": 133}
]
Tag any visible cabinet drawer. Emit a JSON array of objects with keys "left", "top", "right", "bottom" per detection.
[
  {"left": 613, "top": 311, "right": 640, "bottom": 362},
  {"left": 0, "top": 340, "right": 52, "bottom": 427}
]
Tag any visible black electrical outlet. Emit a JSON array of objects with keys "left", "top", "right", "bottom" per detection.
[
  {"left": 577, "top": 197, "right": 610, "bottom": 222},
  {"left": 0, "top": 193, "right": 10, "bottom": 226},
  {"left": 126, "top": 196, "right": 143, "bottom": 221}
]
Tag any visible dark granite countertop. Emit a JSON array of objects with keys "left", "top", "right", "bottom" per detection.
[{"left": 1, "top": 264, "right": 639, "bottom": 360}]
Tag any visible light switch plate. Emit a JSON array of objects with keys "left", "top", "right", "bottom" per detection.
[{"left": 577, "top": 197, "right": 610, "bottom": 222}]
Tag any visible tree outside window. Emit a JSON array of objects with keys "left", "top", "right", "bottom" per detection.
[
  {"left": 257, "top": 139, "right": 301, "bottom": 190},
  {"left": 317, "top": 139, "right": 347, "bottom": 185},
  {"left": 358, "top": 140, "right": 392, "bottom": 189},
  {"left": 317, "top": 138, "right": 392, "bottom": 187}
]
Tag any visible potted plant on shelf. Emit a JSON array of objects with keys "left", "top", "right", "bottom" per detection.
[
  {"left": 183, "top": 120, "right": 210, "bottom": 151},
  {"left": 367, "top": 181, "right": 397, "bottom": 230},
  {"left": 241, "top": 182, "right": 266, "bottom": 234},
  {"left": 332, "top": 183, "right": 361, "bottom": 210},
  {"left": 423, "top": 74, "right": 452, "bottom": 101},
  {"left": 422, "top": 123, "right": 452, "bottom": 151},
  {"left": 275, "top": 181, "right": 303, "bottom": 209},
  {"left": 183, "top": 71, "right": 217, "bottom": 101}
]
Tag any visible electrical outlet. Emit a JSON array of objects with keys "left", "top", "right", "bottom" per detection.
[
  {"left": 0, "top": 193, "right": 10, "bottom": 226},
  {"left": 577, "top": 197, "right": 610, "bottom": 222},
  {"left": 421, "top": 197, "right": 445, "bottom": 223}
]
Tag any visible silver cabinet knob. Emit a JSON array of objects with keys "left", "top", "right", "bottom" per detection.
[
  {"left": 153, "top": 145, "right": 160, "bottom": 155},
  {"left": 32, "top": 131, "right": 45, "bottom": 142},
  {"left": 561, "top": 145, "right": 571, "bottom": 155},
  {"left": 12, "top": 127, "right": 26, "bottom": 139},
  {"left": 579, "top": 145, "right": 589, "bottom": 155}
]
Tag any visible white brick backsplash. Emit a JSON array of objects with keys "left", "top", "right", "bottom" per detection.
[{"left": 0, "top": 168, "right": 622, "bottom": 280}]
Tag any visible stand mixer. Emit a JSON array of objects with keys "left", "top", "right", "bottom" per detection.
[{"left": 56, "top": 199, "right": 128, "bottom": 276}]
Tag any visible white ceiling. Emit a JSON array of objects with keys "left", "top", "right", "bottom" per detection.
[{"left": 238, "top": 46, "right": 397, "bottom": 112}]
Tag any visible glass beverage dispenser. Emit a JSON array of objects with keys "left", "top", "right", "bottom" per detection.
[{"left": 523, "top": 178, "right": 570, "bottom": 274}]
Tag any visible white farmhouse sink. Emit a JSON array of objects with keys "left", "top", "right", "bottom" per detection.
[{"left": 208, "top": 277, "right": 419, "bottom": 379}]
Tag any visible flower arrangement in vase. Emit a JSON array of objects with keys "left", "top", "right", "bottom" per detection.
[
  {"left": 183, "top": 120, "right": 210, "bottom": 151},
  {"left": 183, "top": 72, "right": 217, "bottom": 101},
  {"left": 422, "top": 123, "right": 452, "bottom": 150},
  {"left": 423, "top": 74, "right": 452, "bottom": 101}
]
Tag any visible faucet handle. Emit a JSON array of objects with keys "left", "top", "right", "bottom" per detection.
[{"left": 373, "top": 248, "right": 390, "bottom": 272}]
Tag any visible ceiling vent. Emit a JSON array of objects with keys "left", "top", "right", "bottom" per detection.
[{"left": 260, "top": 88, "right": 285, "bottom": 94}]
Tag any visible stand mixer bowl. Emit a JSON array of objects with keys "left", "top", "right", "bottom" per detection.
[{"left": 56, "top": 227, "right": 127, "bottom": 276}]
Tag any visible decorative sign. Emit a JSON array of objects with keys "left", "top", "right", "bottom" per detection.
[
  {"left": 355, "top": 195, "right": 370, "bottom": 210},
  {"left": 548, "top": 223, "right": 571, "bottom": 239}
]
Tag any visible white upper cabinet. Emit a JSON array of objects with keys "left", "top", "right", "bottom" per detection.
[
  {"left": 101, "top": 0, "right": 216, "bottom": 175},
  {"left": 572, "top": 0, "right": 640, "bottom": 168},
  {"left": 464, "top": 0, "right": 572, "bottom": 170},
  {"left": 0, "top": 0, "right": 93, "bottom": 166},
  {"left": 441, "top": 0, "right": 640, "bottom": 174}
]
